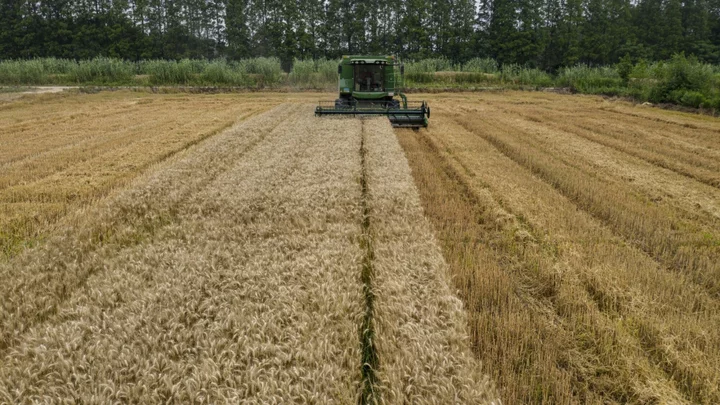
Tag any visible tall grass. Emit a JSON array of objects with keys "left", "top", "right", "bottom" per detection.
[
  {"left": 2, "top": 55, "right": 719, "bottom": 110},
  {"left": 0, "top": 57, "right": 283, "bottom": 87},
  {"left": 239, "top": 56, "right": 283, "bottom": 86},
  {"left": 645, "top": 54, "right": 719, "bottom": 107},
  {"left": 405, "top": 57, "right": 456, "bottom": 74},
  {"left": 557, "top": 64, "right": 623, "bottom": 93},
  {"left": 462, "top": 57, "right": 499, "bottom": 74},
  {"left": 141, "top": 59, "right": 201, "bottom": 85},
  {"left": 405, "top": 58, "right": 456, "bottom": 84},
  {"left": 500, "top": 64, "right": 554, "bottom": 87},
  {"left": 197, "top": 59, "right": 247, "bottom": 86},
  {"left": 68, "top": 57, "right": 135, "bottom": 84},
  {"left": 289, "top": 58, "right": 337, "bottom": 89}
]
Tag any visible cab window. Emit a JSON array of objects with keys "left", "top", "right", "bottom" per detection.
[{"left": 354, "top": 65, "right": 384, "bottom": 92}]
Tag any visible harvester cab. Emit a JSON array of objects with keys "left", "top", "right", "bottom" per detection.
[{"left": 315, "top": 55, "right": 430, "bottom": 128}]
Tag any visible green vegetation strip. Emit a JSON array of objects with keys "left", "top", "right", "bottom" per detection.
[{"left": 3, "top": 54, "right": 720, "bottom": 109}]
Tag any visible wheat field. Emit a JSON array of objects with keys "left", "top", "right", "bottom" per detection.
[
  {"left": 2, "top": 90, "right": 718, "bottom": 403},
  {"left": 0, "top": 91, "right": 308, "bottom": 258},
  {"left": 0, "top": 93, "right": 495, "bottom": 403}
]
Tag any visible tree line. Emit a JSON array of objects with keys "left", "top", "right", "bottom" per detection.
[{"left": 1, "top": 0, "right": 719, "bottom": 70}]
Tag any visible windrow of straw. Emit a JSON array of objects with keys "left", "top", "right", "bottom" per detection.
[
  {"left": 361, "top": 118, "right": 497, "bottom": 404},
  {"left": 461, "top": 99, "right": 720, "bottom": 295},
  {"left": 0, "top": 105, "right": 366, "bottom": 402}
]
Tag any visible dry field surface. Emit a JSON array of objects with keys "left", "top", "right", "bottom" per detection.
[
  {"left": 0, "top": 92, "right": 494, "bottom": 403},
  {"left": 2, "top": 90, "right": 719, "bottom": 404},
  {"left": 398, "top": 92, "right": 720, "bottom": 404}
]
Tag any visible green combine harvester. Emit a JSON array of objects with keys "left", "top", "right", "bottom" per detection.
[{"left": 315, "top": 55, "right": 430, "bottom": 128}]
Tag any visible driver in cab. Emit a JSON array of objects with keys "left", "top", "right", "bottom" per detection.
[{"left": 356, "top": 67, "right": 381, "bottom": 91}]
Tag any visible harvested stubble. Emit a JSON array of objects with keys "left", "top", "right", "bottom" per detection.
[
  {"left": 0, "top": 105, "right": 365, "bottom": 402},
  {"left": 0, "top": 91, "right": 290, "bottom": 258},
  {"left": 0, "top": 103, "right": 495, "bottom": 403},
  {"left": 397, "top": 91, "right": 720, "bottom": 404}
]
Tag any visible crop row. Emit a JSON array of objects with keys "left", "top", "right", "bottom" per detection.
[{"left": 0, "top": 107, "right": 495, "bottom": 403}]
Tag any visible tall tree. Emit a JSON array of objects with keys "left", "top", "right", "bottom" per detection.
[
  {"left": 661, "top": 0, "right": 684, "bottom": 58},
  {"left": 489, "top": 0, "right": 520, "bottom": 64},
  {"left": 0, "top": 0, "right": 24, "bottom": 58}
]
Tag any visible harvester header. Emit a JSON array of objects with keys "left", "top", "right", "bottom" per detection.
[{"left": 315, "top": 55, "right": 430, "bottom": 128}]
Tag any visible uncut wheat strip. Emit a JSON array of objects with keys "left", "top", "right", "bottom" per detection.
[
  {"left": 0, "top": 100, "right": 277, "bottom": 258},
  {"left": 0, "top": 94, "right": 276, "bottom": 252},
  {"left": 0, "top": 107, "right": 365, "bottom": 403},
  {"left": 361, "top": 118, "right": 496, "bottom": 404},
  {"left": 0, "top": 104, "right": 299, "bottom": 353},
  {"left": 431, "top": 110, "right": 720, "bottom": 402}
]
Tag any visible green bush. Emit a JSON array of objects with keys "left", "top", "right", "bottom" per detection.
[
  {"left": 630, "top": 59, "right": 650, "bottom": 79},
  {"left": 617, "top": 54, "right": 633, "bottom": 83},
  {"left": 648, "top": 54, "right": 715, "bottom": 103},
  {"left": 676, "top": 90, "right": 706, "bottom": 108}
]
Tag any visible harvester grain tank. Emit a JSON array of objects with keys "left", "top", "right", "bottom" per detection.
[{"left": 315, "top": 55, "right": 430, "bottom": 128}]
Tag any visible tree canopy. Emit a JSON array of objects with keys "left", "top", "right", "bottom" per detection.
[{"left": 1, "top": 0, "right": 719, "bottom": 69}]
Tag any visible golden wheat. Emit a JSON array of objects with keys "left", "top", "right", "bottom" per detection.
[
  {"left": 0, "top": 105, "right": 366, "bottom": 402},
  {"left": 0, "top": 99, "right": 495, "bottom": 403},
  {"left": 362, "top": 118, "right": 496, "bottom": 404},
  {"left": 0, "top": 91, "right": 306, "bottom": 258}
]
